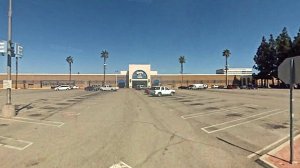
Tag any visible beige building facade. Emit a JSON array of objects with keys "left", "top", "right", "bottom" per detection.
[{"left": 0, "top": 64, "right": 249, "bottom": 89}]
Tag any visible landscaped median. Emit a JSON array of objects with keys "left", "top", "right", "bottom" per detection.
[{"left": 258, "top": 134, "right": 300, "bottom": 168}]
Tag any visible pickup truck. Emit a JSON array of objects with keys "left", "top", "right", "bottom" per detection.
[
  {"left": 149, "top": 86, "right": 175, "bottom": 97},
  {"left": 100, "top": 85, "right": 119, "bottom": 91}
]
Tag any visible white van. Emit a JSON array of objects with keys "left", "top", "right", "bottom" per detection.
[{"left": 188, "top": 84, "right": 208, "bottom": 90}]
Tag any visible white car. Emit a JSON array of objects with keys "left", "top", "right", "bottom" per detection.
[
  {"left": 211, "top": 84, "right": 219, "bottom": 89},
  {"left": 188, "top": 84, "right": 208, "bottom": 90},
  {"left": 149, "top": 86, "right": 175, "bottom": 97},
  {"left": 72, "top": 85, "right": 79, "bottom": 89},
  {"left": 54, "top": 85, "right": 71, "bottom": 91},
  {"left": 100, "top": 85, "right": 119, "bottom": 91}
]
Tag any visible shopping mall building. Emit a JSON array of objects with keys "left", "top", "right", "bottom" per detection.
[{"left": 0, "top": 64, "right": 253, "bottom": 89}]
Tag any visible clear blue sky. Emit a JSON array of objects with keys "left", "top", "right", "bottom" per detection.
[{"left": 0, "top": 0, "right": 299, "bottom": 74}]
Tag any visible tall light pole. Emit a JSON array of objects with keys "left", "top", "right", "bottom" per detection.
[
  {"left": 2, "top": 0, "right": 15, "bottom": 118},
  {"left": 7, "top": 0, "right": 12, "bottom": 104},
  {"left": 15, "top": 57, "right": 18, "bottom": 89}
]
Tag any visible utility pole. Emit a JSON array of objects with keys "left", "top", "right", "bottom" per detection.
[
  {"left": 7, "top": 0, "right": 12, "bottom": 104},
  {"left": 2, "top": 0, "right": 16, "bottom": 118},
  {"left": 15, "top": 57, "right": 18, "bottom": 89}
]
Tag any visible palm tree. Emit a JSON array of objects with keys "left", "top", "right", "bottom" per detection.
[
  {"left": 101, "top": 50, "right": 109, "bottom": 86},
  {"left": 222, "top": 49, "right": 231, "bottom": 87},
  {"left": 66, "top": 56, "right": 73, "bottom": 84},
  {"left": 178, "top": 56, "right": 186, "bottom": 86}
]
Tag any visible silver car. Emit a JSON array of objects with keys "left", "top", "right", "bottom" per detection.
[{"left": 54, "top": 85, "right": 71, "bottom": 91}]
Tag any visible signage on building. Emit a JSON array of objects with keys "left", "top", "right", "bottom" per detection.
[{"left": 132, "top": 70, "right": 147, "bottom": 79}]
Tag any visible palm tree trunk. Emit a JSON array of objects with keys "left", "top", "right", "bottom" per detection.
[
  {"left": 69, "top": 63, "right": 71, "bottom": 84},
  {"left": 15, "top": 57, "right": 18, "bottom": 89},
  {"left": 225, "top": 57, "right": 228, "bottom": 87},
  {"left": 103, "top": 58, "right": 106, "bottom": 86},
  {"left": 181, "top": 63, "right": 183, "bottom": 86}
]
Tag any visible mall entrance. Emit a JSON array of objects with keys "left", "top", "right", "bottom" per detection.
[{"left": 132, "top": 80, "right": 147, "bottom": 88}]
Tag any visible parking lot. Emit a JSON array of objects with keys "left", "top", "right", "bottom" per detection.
[
  {"left": 0, "top": 88, "right": 299, "bottom": 167},
  {"left": 143, "top": 88, "right": 300, "bottom": 167}
]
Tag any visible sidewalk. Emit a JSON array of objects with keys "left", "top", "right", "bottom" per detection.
[{"left": 259, "top": 135, "right": 300, "bottom": 168}]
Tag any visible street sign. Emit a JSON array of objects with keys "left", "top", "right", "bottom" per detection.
[
  {"left": 0, "top": 40, "right": 8, "bottom": 55},
  {"left": 278, "top": 56, "right": 300, "bottom": 164},
  {"left": 278, "top": 56, "right": 300, "bottom": 84},
  {"left": 14, "top": 43, "right": 23, "bottom": 57},
  {"left": 3, "top": 80, "right": 12, "bottom": 89}
]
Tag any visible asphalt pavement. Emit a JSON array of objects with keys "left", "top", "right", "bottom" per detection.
[{"left": 0, "top": 88, "right": 298, "bottom": 168}]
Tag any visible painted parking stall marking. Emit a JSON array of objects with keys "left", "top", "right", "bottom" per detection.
[
  {"left": 0, "top": 136, "right": 33, "bottom": 150},
  {"left": 181, "top": 104, "right": 262, "bottom": 119},
  {"left": 0, "top": 116, "right": 64, "bottom": 127},
  {"left": 109, "top": 161, "right": 132, "bottom": 168},
  {"left": 201, "top": 109, "right": 286, "bottom": 134},
  {"left": 247, "top": 135, "right": 290, "bottom": 159}
]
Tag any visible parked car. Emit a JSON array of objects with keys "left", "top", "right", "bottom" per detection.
[
  {"left": 144, "top": 88, "right": 150, "bottom": 95},
  {"left": 178, "top": 86, "right": 188, "bottom": 89},
  {"left": 100, "top": 85, "right": 119, "bottom": 91},
  {"left": 188, "top": 84, "right": 208, "bottom": 90},
  {"left": 227, "top": 85, "right": 238, "bottom": 89},
  {"left": 136, "top": 85, "right": 147, "bottom": 90},
  {"left": 211, "top": 84, "right": 219, "bottom": 89},
  {"left": 54, "top": 85, "right": 71, "bottom": 91},
  {"left": 247, "top": 84, "right": 258, "bottom": 89},
  {"left": 149, "top": 86, "right": 175, "bottom": 97},
  {"left": 84, "top": 86, "right": 94, "bottom": 91},
  {"left": 72, "top": 85, "right": 79, "bottom": 89}
]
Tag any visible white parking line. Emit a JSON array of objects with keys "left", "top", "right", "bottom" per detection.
[
  {"left": 181, "top": 104, "right": 261, "bottom": 119},
  {"left": 0, "top": 116, "right": 64, "bottom": 127},
  {"left": 0, "top": 136, "right": 33, "bottom": 150},
  {"left": 247, "top": 135, "right": 289, "bottom": 159},
  {"left": 109, "top": 161, "right": 132, "bottom": 168},
  {"left": 181, "top": 107, "right": 235, "bottom": 119},
  {"left": 201, "top": 109, "right": 285, "bottom": 133}
]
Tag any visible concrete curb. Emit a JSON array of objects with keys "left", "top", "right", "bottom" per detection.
[{"left": 258, "top": 134, "right": 300, "bottom": 168}]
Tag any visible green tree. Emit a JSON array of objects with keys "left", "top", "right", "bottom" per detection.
[
  {"left": 275, "top": 27, "right": 292, "bottom": 81},
  {"left": 101, "top": 50, "right": 109, "bottom": 85},
  {"left": 292, "top": 28, "right": 300, "bottom": 56},
  {"left": 268, "top": 34, "right": 277, "bottom": 85},
  {"left": 178, "top": 56, "right": 186, "bottom": 86},
  {"left": 222, "top": 49, "right": 231, "bottom": 87},
  {"left": 66, "top": 56, "right": 73, "bottom": 84},
  {"left": 253, "top": 37, "right": 270, "bottom": 87}
]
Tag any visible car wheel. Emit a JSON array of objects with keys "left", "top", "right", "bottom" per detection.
[
  {"left": 158, "top": 93, "right": 162, "bottom": 97},
  {"left": 170, "top": 92, "right": 175, "bottom": 96}
]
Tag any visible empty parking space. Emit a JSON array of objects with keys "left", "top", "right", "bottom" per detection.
[
  {"left": 0, "top": 89, "right": 111, "bottom": 151},
  {"left": 135, "top": 88, "right": 298, "bottom": 162},
  {"left": 0, "top": 136, "right": 33, "bottom": 151}
]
